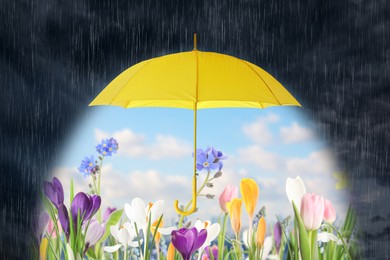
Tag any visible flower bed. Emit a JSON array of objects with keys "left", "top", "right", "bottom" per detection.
[{"left": 33, "top": 138, "right": 360, "bottom": 259}]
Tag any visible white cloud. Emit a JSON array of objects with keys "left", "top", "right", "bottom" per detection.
[
  {"left": 280, "top": 122, "right": 315, "bottom": 143},
  {"left": 94, "top": 128, "right": 192, "bottom": 159},
  {"left": 52, "top": 165, "right": 190, "bottom": 221},
  {"left": 237, "top": 145, "right": 281, "bottom": 171},
  {"left": 51, "top": 148, "right": 349, "bottom": 230},
  {"left": 286, "top": 150, "right": 337, "bottom": 176},
  {"left": 52, "top": 162, "right": 255, "bottom": 226},
  {"left": 242, "top": 114, "right": 279, "bottom": 144}
]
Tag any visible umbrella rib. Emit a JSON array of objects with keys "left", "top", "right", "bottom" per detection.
[
  {"left": 107, "top": 59, "right": 155, "bottom": 107},
  {"left": 240, "top": 60, "right": 282, "bottom": 106}
]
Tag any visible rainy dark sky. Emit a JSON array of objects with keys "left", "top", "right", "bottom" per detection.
[{"left": 0, "top": 0, "right": 389, "bottom": 258}]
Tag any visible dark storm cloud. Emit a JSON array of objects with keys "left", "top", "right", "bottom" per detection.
[{"left": 0, "top": 0, "right": 389, "bottom": 258}]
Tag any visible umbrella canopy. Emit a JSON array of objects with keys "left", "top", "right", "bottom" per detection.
[
  {"left": 90, "top": 34, "right": 301, "bottom": 216},
  {"left": 90, "top": 51, "right": 300, "bottom": 110}
]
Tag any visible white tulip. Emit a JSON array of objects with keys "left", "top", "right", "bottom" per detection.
[{"left": 286, "top": 176, "right": 307, "bottom": 211}]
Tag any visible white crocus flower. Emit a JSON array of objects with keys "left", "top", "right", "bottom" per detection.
[
  {"left": 242, "top": 229, "right": 250, "bottom": 248},
  {"left": 125, "top": 198, "right": 174, "bottom": 257},
  {"left": 195, "top": 219, "right": 221, "bottom": 260},
  {"left": 104, "top": 222, "right": 140, "bottom": 253},
  {"left": 262, "top": 236, "right": 279, "bottom": 260},
  {"left": 286, "top": 176, "right": 307, "bottom": 211},
  {"left": 125, "top": 198, "right": 165, "bottom": 237}
]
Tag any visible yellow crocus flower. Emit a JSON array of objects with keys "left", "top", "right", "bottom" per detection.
[
  {"left": 240, "top": 178, "right": 259, "bottom": 220},
  {"left": 227, "top": 198, "right": 243, "bottom": 238},
  {"left": 256, "top": 216, "right": 266, "bottom": 248}
]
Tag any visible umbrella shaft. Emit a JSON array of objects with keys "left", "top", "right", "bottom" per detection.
[{"left": 193, "top": 102, "right": 197, "bottom": 188}]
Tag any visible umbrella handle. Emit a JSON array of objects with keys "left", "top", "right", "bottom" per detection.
[
  {"left": 174, "top": 173, "right": 197, "bottom": 216},
  {"left": 174, "top": 100, "right": 198, "bottom": 216}
]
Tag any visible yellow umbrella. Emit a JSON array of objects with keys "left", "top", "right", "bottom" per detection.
[{"left": 90, "top": 34, "right": 301, "bottom": 216}]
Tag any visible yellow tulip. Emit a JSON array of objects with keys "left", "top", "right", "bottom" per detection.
[
  {"left": 256, "top": 217, "right": 266, "bottom": 248},
  {"left": 167, "top": 242, "right": 175, "bottom": 260},
  {"left": 227, "top": 198, "right": 243, "bottom": 238},
  {"left": 39, "top": 238, "right": 49, "bottom": 260},
  {"left": 240, "top": 178, "right": 259, "bottom": 220}
]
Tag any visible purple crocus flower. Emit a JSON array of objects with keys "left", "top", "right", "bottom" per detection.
[
  {"left": 102, "top": 207, "right": 116, "bottom": 222},
  {"left": 203, "top": 245, "right": 218, "bottom": 260},
  {"left": 43, "top": 177, "right": 64, "bottom": 208},
  {"left": 57, "top": 192, "right": 101, "bottom": 241},
  {"left": 171, "top": 227, "right": 207, "bottom": 260},
  {"left": 274, "top": 222, "right": 282, "bottom": 253},
  {"left": 71, "top": 192, "right": 101, "bottom": 224},
  {"left": 84, "top": 218, "right": 105, "bottom": 253},
  {"left": 58, "top": 204, "right": 70, "bottom": 239},
  {"left": 195, "top": 150, "right": 219, "bottom": 172}
]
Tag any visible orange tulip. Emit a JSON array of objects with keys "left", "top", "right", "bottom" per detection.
[
  {"left": 167, "top": 242, "right": 175, "bottom": 260},
  {"left": 256, "top": 217, "right": 266, "bottom": 248},
  {"left": 240, "top": 178, "right": 259, "bottom": 220},
  {"left": 227, "top": 198, "right": 243, "bottom": 238}
]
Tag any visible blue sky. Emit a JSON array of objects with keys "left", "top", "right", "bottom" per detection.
[
  {"left": 59, "top": 106, "right": 321, "bottom": 171},
  {"left": 54, "top": 105, "right": 350, "bottom": 227}
]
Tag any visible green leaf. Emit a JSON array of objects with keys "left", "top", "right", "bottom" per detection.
[
  {"left": 86, "top": 247, "right": 97, "bottom": 259},
  {"left": 292, "top": 219, "right": 299, "bottom": 260},
  {"left": 97, "top": 209, "right": 123, "bottom": 244},
  {"left": 70, "top": 179, "right": 74, "bottom": 205},
  {"left": 292, "top": 201, "right": 310, "bottom": 260},
  {"left": 150, "top": 215, "right": 164, "bottom": 252}
]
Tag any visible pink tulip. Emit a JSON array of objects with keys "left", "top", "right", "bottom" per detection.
[
  {"left": 300, "top": 193, "right": 324, "bottom": 230},
  {"left": 219, "top": 185, "right": 238, "bottom": 213},
  {"left": 47, "top": 218, "right": 62, "bottom": 238},
  {"left": 323, "top": 199, "right": 336, "bottom": 224}
]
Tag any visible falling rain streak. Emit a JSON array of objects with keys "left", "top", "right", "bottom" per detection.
[{"left": 0, "top": 0, "right": 389, "bottom": 259}]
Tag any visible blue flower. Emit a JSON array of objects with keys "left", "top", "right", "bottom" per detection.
[
  {"left": 96, "top": 138, "right": 119, "bottom": 157},
  {"left": 206, "top": 147, "right": 227, "bottom": 171},
  {"left": 196, "top": 149, "right": 219, "bottom": 172},
  {"left": 78, "top": 156, "right": 96, "bottom": 176}
]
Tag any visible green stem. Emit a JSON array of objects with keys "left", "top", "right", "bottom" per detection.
[
  {"left": 218, "top": 213, "right": 228, "bottom": 260},
  {"left": 91, "top": 174, "right": 98, "bottom": 194},
  {"left": 97, "top": 157, "right": 104, "bottom": 223},
  {"left": 309, "top": 230, "right": 318, "bottom": 260},
  {"left": 233, "top": 237, "right": 241, "bottom": 260},
  {"left": 326, "top": 223, "right": 353, "bottom": 260},
  {"left": 123, "top": 245, "right": 127, "bottom": 260},
  {"left": 45, "top": 232, "right": 60, "bottom": 260},
  {"left": 178, "top": 171, "right": 211, "bottom": 228},
  {"left": 134, "top": 223, "right": 144, "bottom": 260}
]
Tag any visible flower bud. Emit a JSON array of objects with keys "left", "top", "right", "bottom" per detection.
[
  {"left": 213, "top": 171, "right": 222, "bottom": 178},
  {"left": 323, "top": 199, "right": 336, "bottom": 224},
  {"left": 219, "top": 185, "right": 238, "bottom": 213},
  {"left": 206, "top": 194, "right": 215, "bottom": 199}
]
